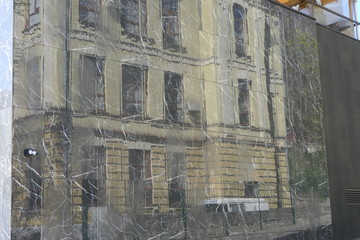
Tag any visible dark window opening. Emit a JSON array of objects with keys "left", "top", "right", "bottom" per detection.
[
  {"left": 233, "top": 4, "right": 247, "bottom": 58},
  {"left": 129, "top": 149, "right": 153, "bottom": 207},
  {"left": 29, "top": 173, "right": 42, "bottom": 210},
  {"left": 162, "top": 0, "right": 180, "bottom": 51},
  {"left": 27, "top": 0, "right": 40, "bottom": 29},
  {"left": 238, "top": 79, "right": 250, "bottom": 126},
  {"left": 205, "top": 204, "right": 229, "bottom": 213},
  {"left": 26, "top": 57, "right": 41, "bottom": 110},
  {"left": 167, "top": 152, "right": 186, "bottom": 208},
  {"left": 82, "top": 179, "right": 100, "bottom": 206},
  {"left": 79, "top": 0, "right": 99, "bottom": 27},
  {"left": 80, "top": 55, "right": 105, "bottom": 114},
  {"left": 11, "top": 229, "right": 41, "bottom": 240},
  {"left": 28, "top": 156, "right": 42, "bottom": 211},
  {"left": 120, "top": 0, "right": 147, "bottom": 38},
  {"left": 82, "top": 146, "right": 106, "bottom": 206},
  {"left": 122, "top": 64, "right": 148, "bottom": 117},
  {"left": 164, "top": 72, "right": 183, "bottom": 124},
  {"left": 244, "top": 181, "right": 259, "bottom": 198}
]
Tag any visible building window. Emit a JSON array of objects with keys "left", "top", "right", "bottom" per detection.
[
  {"left": 82, "top": 179, "right": 100, "bottom": 206},
  {"left": 233, "top": 4, "right": 247, "bottom": 58},
  {"left": 129, "top": 149, "right": 153, "bottom": 206},
  {"left": 28, "top": 155, "right": 42, "bottom": 211},
  {"left": 26, "top": 57, "right": 41, "bottom": 110},
  {"left": 122, "top": 64, "right": 148, "bottom": 117},
  {"left": 162, "top": 0, "right": 180, "bottom": 51},
  {"left": 164, "top": 72, "right": 183, "bottom": 124},
  {"left": 82, "top": 146, "right": 106, "bottom": 206},
  {"left": 80, "top": 55, "right": 105, "bottom": 113},
  {"left": 120, "top": 0, "right": 147, "bottom": 38},
  {"left": 167, "top": 152, "right": 186, "bottom": 208},
  {"left": 244, "top": 181, "right": 259, "bottom": 198},
  {"left": 79, "top": 0, "right": 99, "bottom": 27},
  {"left": 29, "top": 173, "right": 42, "bottom": 210},
  {"left": 238, "top": 79, "right": 250, "bottom": 126},
  {"left": 27, "top": 0, "right": 40, "bottom": 29}
]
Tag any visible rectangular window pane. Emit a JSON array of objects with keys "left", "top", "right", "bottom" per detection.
[
  {"left": 80, "top": 56, "right": 105, "bottom": 113},
  {"left": 244, "top": 181, "right": 259, "bottom": 198},
  {"left": 79, "top": 0, "right": 98, "bottom": 27},
  {"left": 238, "top": 79, "right": 250, "bottom": 126},
  {"left": 81, "top": 146, "right": 106, "bottom": 207},
  {"left": 122, "top": 64, "right": 146, "bottom": 116},
  {"left": 120, "top": 0, "right": 147, "bottom": 37},
  {"left": 121, "top": 0, "right": 140, "bottom": 35},
  {"left": 82, "top": 179, "right": 99, "bottom": 206},
  {"left": 28, "top": 154, "right": 42, "bottom": 211},
  {"left": 129, "top": 149, "right": 144, "bottom": 182},
  {"left": 97, "top": 146, "right": 106, "bottom": 204},
  {"left": 28, "top": 0, "right": 40, "bottom": 27},
  {"left": 167, "top": 152, "right": 185, "bottom": 208},
  {"left": 129, "top": 149, "right": 152, "bottom": 207},
  {"left": 27, "top": 57, "right": 41, "bottom": 110},
  {"left": 233, "top": 4, "right": 247, "bottom": 57},
  {"left": 140, "top": 0, "right": 148, "bottom": 37},
  {"left": 144, "top": 151, "right": 153, "bottom": 205},
  {"left": 165, "top": 72, "right": 182, "bottom": 124},
  {"left": 95, "top": 60, "right": 105, "bottom": 111},
  {"left": 29, "top": 173, "right": 42, "bottom": 210},
  {"left": 162, "top": 0, "right": 180, "bottom": 50}
]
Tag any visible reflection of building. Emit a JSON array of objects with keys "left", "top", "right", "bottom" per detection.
[
  {"left": 12, "top": 0, "right": 292, "bottom": 239},
  {"left": 299, "top": 0, "right": 359, "bottom": 38}
]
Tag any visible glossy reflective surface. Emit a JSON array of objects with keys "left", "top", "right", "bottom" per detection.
[{"left": 8, "top": 0, "right": 332, "bottom": 239}]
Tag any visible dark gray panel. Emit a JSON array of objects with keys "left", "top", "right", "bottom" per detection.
[{"left": 317, "top": 24, "right": 360, "bottom": 240}]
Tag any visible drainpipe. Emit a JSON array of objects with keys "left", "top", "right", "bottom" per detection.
[{"left": 353, "top": 0, "right": 359, "bottom": 39}]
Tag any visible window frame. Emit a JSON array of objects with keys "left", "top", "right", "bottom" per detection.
[
  {"left": 28, "top": 155, "right": 42, "bottom": 211},
  {"left": 161, "top": 0, "right": 181, "bottom": 51},
  {"left": 79, "top": 55, "right": 106, "bottom": 114},
  {"left": 121, "top": 64, "right": 148, "bottom": 118},
  {"left": 26, "top": 0, "right": 40, "bottom": 30},
  {"left": 29, "top": 171, "right": 42, "bottom": 210},
  {"left": 128, "top": 149, "right": 153, "bottom": 206},
  {"left": 26, "top": 56, "right": 42, "bottom": 110},
  {"left": 166, "top": 152, "right": 186, "bottom": 208},
  {"left": 164, "top": 71, "right": 183, "bottom": 124},
  {"left": 244, "top": 181, "right": 259, "bottom": 198},
  {"left": 238, "top": 79, "right": 251, "bottom": 127},
  {"left": 79, "top": 0, "right": 100, "bottom": 28},
  {"left": 120, "top": 0, "right": 148, "bottom": 38},
  {"left": 82, "top": 146, "right": 106, "bottom": 207},
  {"left": 233, "top": 3, "right": 248, "bottom": 58}
]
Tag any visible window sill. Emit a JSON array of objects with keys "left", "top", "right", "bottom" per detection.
[
  {"left": 22, "top": 23, "right": 41, "bottom": 34},
  {"left": 25, "top": 209, "right": 42, "bottom": 214},
  {"left": 121, "top": 31, "right": 155, "bottom": 45},
  {"left": 235, "top": 54, "right": 251, "bottom": 61},
  {"left": 84, "top": 110, "right": 110, "bottom": 117},
  {"left": 79, "top": 20, "right": 97, "bottom": 30},
  {"left": 168, "top": 206, "right": 185, "bottom": 213},
  {"left": 163, "top": 45, "right": 187, "bottom": 54},
  {"left": 144, "top": 204, "right": 159, "bottom": 209}
]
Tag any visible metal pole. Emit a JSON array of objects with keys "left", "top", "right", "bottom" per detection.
[
  {"left": 353, "top": 0, "right": 359, "bottom": 39},
  {"left": 305, "top": 0, "right": 360, "bottom": 26},
  {"left": 257, "top": 193, "right": 263, "bottom": 230}
]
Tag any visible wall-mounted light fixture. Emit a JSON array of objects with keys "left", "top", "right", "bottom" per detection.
[{"left": 24, "top": 149, "right": 38, "bottom": 157}]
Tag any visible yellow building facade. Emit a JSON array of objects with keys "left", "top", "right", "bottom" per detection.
[{"left": 12, "top": 0, "right": 293, "bottom": 238}]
